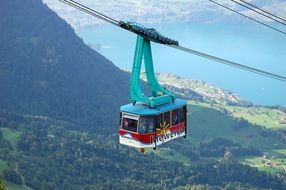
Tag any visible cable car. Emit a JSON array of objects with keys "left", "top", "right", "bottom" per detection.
[
  {"left": 119, "top": 99, "right": 187, "bottom": 151},
  {"left": 116, "top": 30, "right": 187, "bottom": 152}
]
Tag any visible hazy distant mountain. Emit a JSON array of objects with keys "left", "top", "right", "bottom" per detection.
[
  {"left": 0, "top": 0, "right": 130, "bottom": 133},
  {"left": 44, "top": 0, "right": 286, "bottom": 29}
]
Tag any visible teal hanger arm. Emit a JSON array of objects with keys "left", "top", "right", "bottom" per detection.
[{"left": 130, "top": 36, "right": 175, "bottom": 108}]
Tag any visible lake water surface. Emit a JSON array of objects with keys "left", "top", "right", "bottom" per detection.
[{"left": 78, "top": 23, "right": 286, "bottom": 106}]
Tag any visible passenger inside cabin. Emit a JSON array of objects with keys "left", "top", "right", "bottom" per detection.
[
  {"left": 139, "top": 116, "right": 155, "bottom": 134},
  {"left": 172, "top": 109, "right": 179, "bottom": 125},
  {"left": 148, "top": 122, "right": 154, "bottom": 133},
  {"left": 122, "top": 117, "right": 138, "bottom": 132}
]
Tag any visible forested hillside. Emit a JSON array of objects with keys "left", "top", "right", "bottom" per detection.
[
  {"left": 0, "top": 0, "right": 130, "bottom": 134},
  {"left": 0, "top": 0, "right": 285, "bottom": 189},
  {"left": 0, "top": 110, "right": 285, "bottom": 190}
]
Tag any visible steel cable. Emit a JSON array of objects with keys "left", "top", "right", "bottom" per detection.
[
  {"left": 169, "top": 45, "right": 286, "bottom": 82},
  {"left": 209, "top": 0, "right": 286, "bottom": 35},
  {"left": 230, "top": 0, "right": 286, "bottom": 26}
]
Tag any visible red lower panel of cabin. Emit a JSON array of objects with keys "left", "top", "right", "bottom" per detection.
[{"left": 119, "top": 122, "right": 186, "bottom": 145}]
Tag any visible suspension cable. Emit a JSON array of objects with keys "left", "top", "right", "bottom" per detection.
[
  {"left": 59, "top": 0, "right": 120, "bottom": 26},
  {"left": 230, "top": 0, "right": 286, "bottom": 26},
  {"left": 238, "top": 0, "right": 286, "bottom": 23},
  {"left": 169, "top": 45, "right": 286, "bottom": 82},
  {"left": 209, "top": 0, "right": 286, "bottom": 35}
]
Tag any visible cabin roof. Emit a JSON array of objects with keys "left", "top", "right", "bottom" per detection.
[{"left": 120, "top": 98, "right": 187, "bottom": 116}]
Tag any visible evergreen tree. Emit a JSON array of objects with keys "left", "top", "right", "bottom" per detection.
[{"left": 0, "top": 178, "right": 5, "bottom": 190}]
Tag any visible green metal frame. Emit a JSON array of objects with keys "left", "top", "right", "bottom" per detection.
[{"left": 130, "top": 36, "right": 175, "bottom": 108}]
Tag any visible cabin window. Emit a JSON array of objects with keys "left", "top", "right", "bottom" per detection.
[
  {"left": 172, "top": 109, "right": 179, "bottom": 125},
  {"left": 122, "top": 117, "right": 138, "bottom": 132},
  {"left": 163, "top": 111, "right": 170, "bottom": 126},
  {"left": 155, "top": 114, "right": 162, "bottom": 128},
  {"left": 119, "top": 112, "right": 122, "bottom": 126},
  {"left": 139, "top": 116, "right": 155, "bottom": 134},
  {"left": 155, "top": 111, "right": 171, "bottom": 128},
  {"left": 179, "top": 106, "right": 186, "bottom": 123}
]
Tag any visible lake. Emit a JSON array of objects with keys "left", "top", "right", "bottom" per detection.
[{"left": 77, "top": 22, "right": 286, "bottom": 106}]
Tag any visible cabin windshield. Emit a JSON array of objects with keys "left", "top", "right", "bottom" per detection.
[
  {"left": 139, "top": 116, "right": 155, "bottom": 134},
  {"left": 122, "top": 116, "right": 138, "bottom": 132}
]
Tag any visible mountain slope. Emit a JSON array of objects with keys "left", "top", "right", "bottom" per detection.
[
  {"left": 0, "top": 0, "right": 130, "bottom": 133},
  {"left": 1, "top": 110, "right": 286, "bottom": 190}
]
